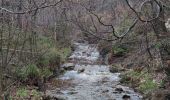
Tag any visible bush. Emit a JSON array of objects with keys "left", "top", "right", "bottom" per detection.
[
  {"left": 12, "top": 87, "right": 42, "bottom": 99},
  {"left": 15, "top": 64, "right": 40, "bottom": 81},
  {"left": 37, "top": 36, "right": 54, "bottom": 49},
  {"left": 38, "top": 47, "right": 71, "bottom": 67},
  {"left": 40, "top": 68, "right": 53, "bottom": 78},
  {"left": 25, "top": 64, "right": 40, "bottom": 79},
  {"left": 16, "top": 87, "right": 29, "bottom": 98},
  {"left": 15, "top": 67, "right": 28, "bottom": 81},
  {"left": 139, "top": 79, "right": 158, "bottom": 93}
]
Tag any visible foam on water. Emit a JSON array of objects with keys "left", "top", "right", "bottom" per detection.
[
  {"left": 61, "top": 70, "right": 120, "bottom": 82},
  {"left": 69, "top": 43, "right": 99, "bottom": 62}
]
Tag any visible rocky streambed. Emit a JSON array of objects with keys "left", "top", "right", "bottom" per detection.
[{"left": 46, "top": 42, "right": 142, "bottom": 100}]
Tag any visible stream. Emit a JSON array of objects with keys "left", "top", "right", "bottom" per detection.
[{"left": 46, "top": 42, "right": 142, "bottom": 100}]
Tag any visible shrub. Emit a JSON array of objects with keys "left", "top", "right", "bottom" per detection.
[
  {"left": 15, "top": 67, "right": 28, "bottom": 81},
  {"left": 14, "top": 87, "right": 42, "bottom": 99},
  {"left": 37, "top": 36, "right": 54, "bottom": 49},
  {"left": 15, "top": 64, "right": 40, "bottom": 81},
  {"left": 30, "top": 89, "right": 42, "bottom": 99},
  {"left": 40, "top": 68, "right": 53, "bottom": 78},
  {"left": 16, "top": 87, "right": 29, "bottom": 98},
  {"left": 37, "top": 47, "right": 71, "bottom": 67},
  {"left": 139, "top": 78, "right": 158, "bottom": 93},
  {"left": 24, "top": 64, "right": 40, "bottom": 79}
]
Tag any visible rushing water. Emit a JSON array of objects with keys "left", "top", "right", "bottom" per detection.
[{"left": 47, "top": 42, "right": 142, "bottom": 100}]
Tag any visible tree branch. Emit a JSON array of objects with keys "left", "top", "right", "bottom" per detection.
[
  {"left": 0, "top": 0, "right": 63, "bottom": 14},
  {"left": 125, "top": 0, "right": 161, "bottom": 22}
]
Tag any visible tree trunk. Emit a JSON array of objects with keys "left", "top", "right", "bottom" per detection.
[{"left": 151, "top": 1, "right": 170, "bottom": 75}]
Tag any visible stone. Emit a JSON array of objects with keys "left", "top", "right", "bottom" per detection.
[
  {"left": 78, "top": 69, "right": 85, "bottom": 73},
  {"left": 109, "top": 67, "right": 119, "bottom": 73},
  {"left": 68, "top": 91, "right": 78, "bottom": 95},
  {"left": 102, "top": 90, "right": 109, "bottom": 93},
  {"left": 60, "top": 68, "right": 65, "bottom": 73},
  {"left": 77, "top": 39, "right": 86, "bottom": 43},
  {"left": 115, "top": 88, "right": 124, "bottom": 93},
  {"left": 45, "top": 91, "right": 67, "bottom": 100},
  {"left": 61, "top": 63, "right": 75, "bottom": 71},
  {"left": 122, "top": 95, "right": 131, "bottom": 100}
]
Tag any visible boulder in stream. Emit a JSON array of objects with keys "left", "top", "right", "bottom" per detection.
[
  {"left": 78, "top": 68, "right": 85, "bottom": 73},
  {"left": 115, "top": 87, "right": 124, "bottom": 93},
  {"left": 122, "top": 95, "right": 131, "bottom": 100}
]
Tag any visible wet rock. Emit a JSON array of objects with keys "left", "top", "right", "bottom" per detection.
[
  {"left": 102, "top": 90, "right": 109, "bottom": 93},
  {"left": 122, "top": 95, "right": 131, "bottom": 100},
  {"left": 60, "top": 68, "right": 65, "bottom": 73},
  {"left": 115, "top": 88, "right": 124, "bottom": 93},
  {"left": 55, "top": 96, "right": 67, "bottom": 100},
  {"left": 112, "top": 91, "right": 119, "bottom": 94},
  {"left": 100, "top": 77, "right": 109, "bottom": 83},
  {"left": 61, "top": 63, "right": 75, "bottom": 71},
  {"left": 68, "top": 91, "right": 78, "bottom": 95},
  {"left": 77, "top": 39, "right": 86, "bottom": 43},
  {"left": 43, "top": 95, "right": 67, "bottom": 100},
  {"left": 109, "top": 67, "right": 119, "bottom": 73},
  {"left": 78, "top": 69, "right": 85, "bottom": 73}
]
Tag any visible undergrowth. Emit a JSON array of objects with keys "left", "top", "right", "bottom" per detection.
[{"left": 120, "top": 68, "right": 159, "bottom": 94}]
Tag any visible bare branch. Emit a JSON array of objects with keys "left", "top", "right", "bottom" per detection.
[
  {"left": 125, "top": 0, "right": 161, "bottom": 22},
  {"left": 0, "top": 0, "right": 63, "bottom": 14}
]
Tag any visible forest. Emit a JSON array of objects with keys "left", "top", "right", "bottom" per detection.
[{"left": 0, "top": 0, "right": 170, "bottom": 100}]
